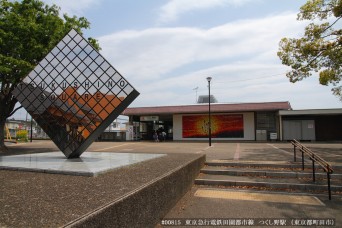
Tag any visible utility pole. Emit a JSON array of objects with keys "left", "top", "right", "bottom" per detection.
[{"left": 193, "top": 87, "right": 199, "bottom": 103}]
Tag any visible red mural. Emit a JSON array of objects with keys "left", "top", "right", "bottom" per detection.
[{"left": 182, "top": 114, "right": 244, "bottom": 138}]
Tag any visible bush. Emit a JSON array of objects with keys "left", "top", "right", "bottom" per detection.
[{"left": 16, "top": 130, "right": 28, "bottom": 142}]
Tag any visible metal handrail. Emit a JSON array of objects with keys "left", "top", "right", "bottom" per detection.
[{"left": 291, "top": 139, "right": 334, "bottom": 200}]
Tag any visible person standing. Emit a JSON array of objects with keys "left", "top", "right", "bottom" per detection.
[
  {"left": 153, "top": 131, "right": 159, "bottom": 142},
  {"left": 161, "top": 131, "right": 166, "bottom": 142}
]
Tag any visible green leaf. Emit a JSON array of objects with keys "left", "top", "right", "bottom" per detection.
[{"left": 278, "top": 0, "right": 342, "bottom": 100}]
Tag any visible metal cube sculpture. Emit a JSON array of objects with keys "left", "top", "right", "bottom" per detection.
[{"left": 12, "top": 29, "right": 139, "bottom": 158}]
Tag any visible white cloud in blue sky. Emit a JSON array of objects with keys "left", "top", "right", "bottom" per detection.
[
  {"left": 11, "top": 0, "right": 339, "bottom": 120},
  {"left": 96, "top": 11, "right": 328, "bottom": 108},
  {"left": 157, "top": 0, "right": 256, "bottom": 24},
  {"left": 98, "top": 13, "right": 303, "bottom": 82},
  {"left": 42, "top": 0, "right": 102, "bottom": 16}
]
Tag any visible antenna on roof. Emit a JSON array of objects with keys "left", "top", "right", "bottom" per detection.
[{"left": 193, "top": 87, "right": 199, "bottom": 104}]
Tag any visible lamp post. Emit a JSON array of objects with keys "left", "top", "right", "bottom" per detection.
[
  {"left": 30, "top": 117, "right": 33, "bottom": 143},
  {"left": 206, "top": 77, "right": 212, "bottom": 146}
]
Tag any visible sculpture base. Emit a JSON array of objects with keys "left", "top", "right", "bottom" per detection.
[{"left": 0, "top": 152, "right": 165, "bottom": 176}]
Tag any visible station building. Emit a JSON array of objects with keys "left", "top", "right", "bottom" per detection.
[{"left": 122, "top": 101, "right": 342, "bottom": 142}]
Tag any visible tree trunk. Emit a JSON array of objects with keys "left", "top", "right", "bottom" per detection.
[
  {"left": 0, "top": 118, "right": 8, "bottom": 152},
  {"left": 0, "top": 82, "right": 19, "bottom": 153}
]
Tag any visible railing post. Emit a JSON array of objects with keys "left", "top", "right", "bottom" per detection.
[
  {"left": 293, "top": 144, "right": 297, "bottom": 162},
  {"left": 327, "top": 171, "right": 332, "bottom": 200},
  {"left": 312, "top": 156, "right": 315, "bottom": 182},
  {"left": 291, "top": 140, "right": 333, "bottom": 200},
  {"left": 301, "top": 146, "right": 304, "bottom": 171}
]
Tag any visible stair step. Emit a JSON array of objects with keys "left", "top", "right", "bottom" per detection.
[
  {"left": 201, "top": 167, "right": 342, "bottom": 180},
  {"left": 205, "top": 160, "right": 342, "bottom": 172},
  {"left": 206, "top": 160, "right": 319, "bottom": 169},
  {"left": 195, "top": 174, "right": 342, "bottom": 193}
]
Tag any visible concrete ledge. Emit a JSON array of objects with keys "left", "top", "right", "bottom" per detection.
[{"left": 64, "top": 154, "right": 205, "bottom": 228}]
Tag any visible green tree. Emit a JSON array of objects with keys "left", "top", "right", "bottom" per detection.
[
  {"left": 278, "top": 0, "right": 342, "bottom": 100},
  {"left": 0, "top": 0, "right": 100, "bottom": 152}
]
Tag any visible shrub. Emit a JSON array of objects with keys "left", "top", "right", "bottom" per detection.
[{"left": 16, "top": 130, "right": 28, "bottom": 142}]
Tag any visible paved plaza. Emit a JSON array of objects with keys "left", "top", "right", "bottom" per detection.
[{"left": 1, "top": 140, "right": 342, "bottom": 227}]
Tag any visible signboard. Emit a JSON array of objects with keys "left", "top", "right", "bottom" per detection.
[
  {"left": 12, "top": 29, "right": 139, "bottom": 158},
  {"left": 140, "top": 116, "right": 159, "bottom": 121},
  {"left": 182, "top": 114, "right": 244, "bottom": 138},
  {"left": 270, "top": 132, "right": 278, "bottom": 140}
]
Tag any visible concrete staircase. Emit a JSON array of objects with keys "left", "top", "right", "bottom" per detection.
[{"left": 195, "top": 160, "right": 342, "bottom": 196}]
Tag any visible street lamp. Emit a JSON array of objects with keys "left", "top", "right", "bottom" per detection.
[
  {"left": 206, "top": 76, "right": 212, "bottom": 146},
  {"left": 30, "top": 117, "right": 33, "bottom": 143}
]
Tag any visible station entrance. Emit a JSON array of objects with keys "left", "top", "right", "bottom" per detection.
[{"left": 129, "top": 115, "right": 173, "bottom": 141}]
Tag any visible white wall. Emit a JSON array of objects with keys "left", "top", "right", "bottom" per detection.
[
  {"left": 173, "top": 115, "right": 183, "bottom": 140},
  {"left": 173, "top": 112, "right": 255, "bottom": 141}
]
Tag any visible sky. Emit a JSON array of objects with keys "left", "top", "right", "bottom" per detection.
[{"left": 12, "top": 0, "right": 342, "bottom": 119}]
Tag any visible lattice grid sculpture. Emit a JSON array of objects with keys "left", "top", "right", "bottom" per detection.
[{"left": 13, "top": 29, "right": 139, "bottom": 158}]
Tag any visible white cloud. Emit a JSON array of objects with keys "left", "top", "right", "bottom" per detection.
[
  {"left": 99, "top": 13, "right": 304, "bottom": 82},
  {"left": 97, "top": 12, "right": 341, "bottom": 109},
  {"left": 42, "top": 0, "right": 101, "bottom": 16},
  {"left": 158, "top": 0, "right": 256, "bottom": 24}
]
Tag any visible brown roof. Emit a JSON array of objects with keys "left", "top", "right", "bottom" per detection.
[{"left": 123, "top": 101, "right": 291, "bottom": 115}]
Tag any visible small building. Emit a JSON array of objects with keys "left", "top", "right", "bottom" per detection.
[
  {"left": 98, "top": 121, "right": 127, "bottom": 141},
  {"left": 279, "top": 109, "right": 342, "bottom": 141},
  {"left": 5, "top": 119, "right": 48, "bottom": 139},
  {"left": 123, "top": 102, "right": 342, "bottom": 142},
  {"left": 123, "top": 101, "right": 292, "bottom": 141},
  {"left": 6, "top": 103, "right": 341, "bottom": 142},
  {"left": 5, "top": 120, "right": 22, "bottom": 138}
]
